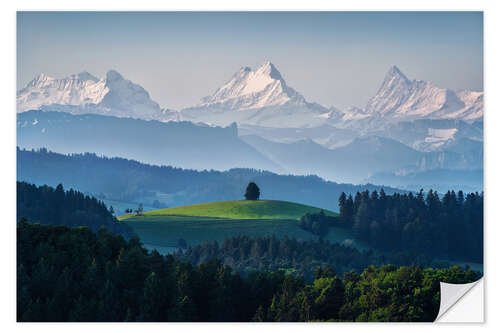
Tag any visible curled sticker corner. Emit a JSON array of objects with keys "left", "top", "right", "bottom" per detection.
[{"left": 435, "top": 278, "right": 483, "bottom": 322}]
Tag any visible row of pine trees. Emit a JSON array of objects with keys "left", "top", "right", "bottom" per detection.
[
  {"left": 17, "top": 181, "right": 134, "bottom": 238},
  {"left": 338, "top": 189, "right": 483, "bottom": 262}
]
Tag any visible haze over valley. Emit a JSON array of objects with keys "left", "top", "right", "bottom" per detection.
[{"left": 17, "top": 61, "right": 483, "bottom": 191}]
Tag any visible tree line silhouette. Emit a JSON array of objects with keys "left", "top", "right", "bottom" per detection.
[
  {"left": 337, "top": 189, "right": 483, "bottom": 262},
  {"left": 17, "top": 181, "right": 134, "bottom": 238}
]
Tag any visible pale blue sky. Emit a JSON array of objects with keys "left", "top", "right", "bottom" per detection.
[{"left": 17, "top": 11, "right": 483, "bottom": 110}]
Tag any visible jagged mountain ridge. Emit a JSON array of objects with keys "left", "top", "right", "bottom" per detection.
[
  {"left": 18, "top": 63, "right": 483, "bottom": 126},
  {"left": 178, "top": 63, "right": 482, "bottom": 129},
  {"left": 17, "top": 70, "right": 164, "bottom": 120},
  {"left": 199, "top": 61, "right": 306, "bottom": 110},
  {"left": 17, "top": 72, "right": 106, "bottom": 109},
  {"left": 17, "top": 63, "right": 483, "bottom": 154},
  {"left": 361, "top": 65, "right": 483, "bottom": 122},
  {"left": 179, "top": 61, "right": 329, "bottom": 127}
]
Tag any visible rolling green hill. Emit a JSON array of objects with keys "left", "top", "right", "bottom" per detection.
[
  {"left": 118, "top": 200, "right": 365, "bottom": 254},
  {"left": 119, "top": 199, "right": 336, "bottom": 221}
]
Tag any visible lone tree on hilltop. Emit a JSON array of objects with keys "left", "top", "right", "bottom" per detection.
[{"left": 245, "top": 182, "right": 260, "bottom": 200}]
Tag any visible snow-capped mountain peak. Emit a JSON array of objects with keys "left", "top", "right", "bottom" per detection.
[
  {"left": 18, "top": 71, "right": 108, "bottom": 110},
  {"left": 385, "top": 65, "right": 408, "bottom": 81},
  {"left": 255, "top": 60, "right": 283, "bottom": 80},
  {"left": 17, "top": 62, "right": 483, "bottom": 131},
  {"left": 26, "top": 73, "right": 55, "bottom": 88},
  {"left": 363, "top": 65, "right": 482, "bottom": 122},
  {"left": 177, "top": 61, "right": 331, "bottom": 127},
  {"left": 99, "top": 70, "right": 161, "bottom": 118},
  {"left": 376, "top": 65, "right": 411, "bottom": 95},
  {"left": 17, "top": 70, "right": 163, "bottom": 120},
  {"left": 198, "top": 61, "right": 305, "bottom": 110},
  {"left": 27, "top": 71, "right": 99, "bottom": 89}
]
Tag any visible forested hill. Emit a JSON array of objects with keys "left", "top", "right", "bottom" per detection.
[
  {"left": 17, "top": 148, "right": 404, "bottom": 212},
  {"left": 175, "top": 235, "right": 454, "bottom": 282},
  {"left": 17, "top": 181, "right": 134, "bottom": 238},
  {"left": 17, "top": 221, "right": 479, "bottom": 322},
  {"left": 337, "top": 189, "right": 483, "bottom": 263}
]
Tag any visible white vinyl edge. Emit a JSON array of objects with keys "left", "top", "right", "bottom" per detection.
[{"left": 435, "top": 278, "right": 484, "bottom": 323}]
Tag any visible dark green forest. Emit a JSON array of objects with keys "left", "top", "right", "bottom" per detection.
[
  {"left": 16, "top": 179, "right": 483, "bottom": 322},
  {"left": 17, "top": 181, "right": 134, "bottom": 238},
  {"left": 299, "top": 210, "right": 337, "bottom": 236},
  {"left": 17, "top": 221, "right": 479, "bottom": 322},
  {"left": 337, "top": 189, "right": 483, "bottom": 262},
  {"left": 174, "top": 235, "right": 454, "bottom": 282}
]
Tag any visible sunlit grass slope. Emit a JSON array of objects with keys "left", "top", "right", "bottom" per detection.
[
  {"left": 117, "top": 200, "right": 358, "bottom": 254},
  {"left": 119, "top": 200, "right": 337, "bottom": 221}
]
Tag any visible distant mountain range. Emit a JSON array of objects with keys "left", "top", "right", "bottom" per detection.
[
  {"left": 17, "top": 62, "right": 483, "bottom": 149},
  {"left": 18, "top": 108, "right": 482, "bottom": 184},
  {"left": 179, "top": 63, "right": 482, "bottom": 128},
  {"left": 17, "top": 110, "right": 281, "bottom": 172},
  {"left": 16, "top": 61, "right": 483, "bottom": 189},
  {"left": 241, "top": 134, "right": 482, "bottom": 184},
  {"left": 17, "top": 62, "right": 484, "bottom": 127}
]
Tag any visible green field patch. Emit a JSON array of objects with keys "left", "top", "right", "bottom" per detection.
[
  {"left": 123, "top": 215, "right": 319, "bottom": 248},
  {"left": 119, "top": 199, "right": 337, "bottom": 221},
  {"left": 122, "top": 217, "right": 366, "bottom": 254},
  {"left": 118, "top": 199, "right": 362, "bottom": 254}
]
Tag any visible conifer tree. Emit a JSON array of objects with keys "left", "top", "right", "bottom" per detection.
[{"left": 244, "top": 182, "right": 260, "bottom": 200}]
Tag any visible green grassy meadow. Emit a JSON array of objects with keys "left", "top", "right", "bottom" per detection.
[
  {"left": 118, "top": 200, "right": 369, "bottom": 254},
  {"left": 120, "top": 199, "right": 336, "bottom": 220},
  {"left": 123, "top": 216, "right": 314, "bottom": 248}
]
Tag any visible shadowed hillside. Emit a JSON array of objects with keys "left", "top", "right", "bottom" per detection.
[{"left": 17, "top": 148, "right": 405, "bottom": 213}]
